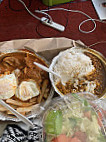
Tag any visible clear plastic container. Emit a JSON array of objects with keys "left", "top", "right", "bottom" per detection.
[{"left": 42, "top": 93, "right": 106, "bottom": 142}]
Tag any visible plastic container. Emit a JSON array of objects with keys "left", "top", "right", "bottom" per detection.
[
  {"left": 42, "top": 93, "right": 106, "bottom": 142},
  {"left": 42, "top": 0, "right": 74, "bottom": 6}
]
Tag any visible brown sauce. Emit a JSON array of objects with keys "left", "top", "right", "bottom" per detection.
[
  {"left": 85, "top": 52, "right": 106, "bottom": 97},
  {"left": 0, "top": 51, "right": 50, "bottom": 91}
]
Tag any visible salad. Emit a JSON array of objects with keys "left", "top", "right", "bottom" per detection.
[{"left": 43, "top": 94, "right": 106, "bottom": 142}]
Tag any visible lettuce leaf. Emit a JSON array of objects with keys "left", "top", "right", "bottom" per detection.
[{"left": 45, "top": 110, "right": 63, "bottom": 135}]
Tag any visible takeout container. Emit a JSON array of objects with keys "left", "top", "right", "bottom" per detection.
[
  {"left": 49, "top": 46, "right": 106, "bottom": 100},
  {"left": 42, "top": 93, "right": 106, "bottom": 142},
  {"left": 0, "top": 50, "right": 54, "bottom": 122}
]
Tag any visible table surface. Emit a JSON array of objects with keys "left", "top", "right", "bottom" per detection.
[
  {"left": 0, "top": 0, "right": 106, "bottom": 56},
  {"left": 0, "top": 0, "right": 106, "bottom": 137}
]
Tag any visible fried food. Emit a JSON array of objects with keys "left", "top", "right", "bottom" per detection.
[
  {"left": 0, "top": 51, "right": 51, "bottom": 116},
  {"left": 0, "top": 73, "right": 17, "bottom": 100},
  {"left": 6, "top": 99, "right": 35, "bottom": 107},
  {"left": 38, "top": 79, "right": 49, "bottom": 103},
  {"left": 15, "top": 80, "right": 40, "bottom": 101}
]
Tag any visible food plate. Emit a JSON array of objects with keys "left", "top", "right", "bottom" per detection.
[
  {"left": 49, "top": 46, "right": 106, "bottom": 99},
  {"left": 0, "top": 50, "right": 54, "bottom": 122}
]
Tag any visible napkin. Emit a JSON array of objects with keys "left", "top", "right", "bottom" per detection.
[{"left": 0, "top": 124, "right": 42, "bottom": 142}]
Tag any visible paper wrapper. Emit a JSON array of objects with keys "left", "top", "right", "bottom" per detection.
[
  {"left": 0, "top": 37, "right": 105, "bottom": 136},
  {"left": 0, "top": 38, "right": 86, "bottom": 60}
]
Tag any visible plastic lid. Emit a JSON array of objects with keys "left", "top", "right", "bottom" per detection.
[{"left": 42, "top": 93, "right": 106, "bottom": 142}]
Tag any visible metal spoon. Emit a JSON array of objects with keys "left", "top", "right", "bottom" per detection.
[
  {"left": 0, "top": 99, "right": 34, "bottom": 128},
  {"left": 34, "top": 62, "right": 61, "bottom": 78}
]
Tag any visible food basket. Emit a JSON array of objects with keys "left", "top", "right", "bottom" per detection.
[
  {"left": 0, "top": 49, "right": 54, "bottom": 122},
  {"left": 42, "top": 93, "right": 106, "bottom": 142}
]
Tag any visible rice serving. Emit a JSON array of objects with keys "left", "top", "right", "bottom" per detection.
[{"left": 53, "top": 47, "right": 106, "bottom": 96}]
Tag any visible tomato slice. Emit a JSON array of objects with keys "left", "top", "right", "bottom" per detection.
[
  {"left": 51, "top": 134, "right": 71, "bottom": 142},
  {"left": 97, "top": 111, "right": 103, "bottom": 127},
  {"left": 51, "top": 134, "right": 82, "bottom": 142}
]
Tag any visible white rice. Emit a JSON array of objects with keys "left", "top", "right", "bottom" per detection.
[
  {"left": 54, "top": 47, "right": 96, "bottom": 93},
  {"left": 54, "top": 47, "right": 95, "bottom": 84}
]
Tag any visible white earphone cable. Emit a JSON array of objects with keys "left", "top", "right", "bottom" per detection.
[
  {"left": 18, "top": 0, "right": 106, "bottom": 34},
  {"left": 39, "top": 8, "right": 106, "bottom": 34},
  {"left": 17, "top": 0, "right": 53, "bottom": 21}
]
